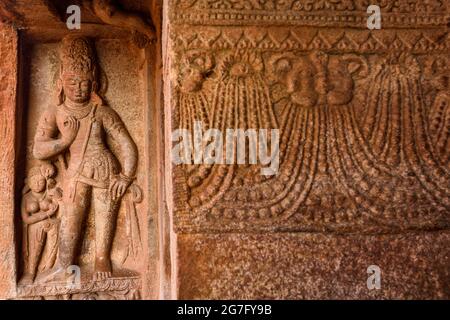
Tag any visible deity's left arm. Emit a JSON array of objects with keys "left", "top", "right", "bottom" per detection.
[{"left": 103, "top": 107, "right": 138, "bottom": 179}]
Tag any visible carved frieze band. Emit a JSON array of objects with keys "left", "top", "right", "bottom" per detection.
[
  {"left": 171, "top": 0, "right": 450, "bottom": 27},
  {"left": 171, "top": 29, "right": 450, "bottom": 53}
]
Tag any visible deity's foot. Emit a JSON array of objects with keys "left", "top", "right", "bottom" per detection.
[
  {"left": 93, "top": 256, "right": 112, "bottom": 281},
  {"left": 18, "top": 273, "right": 35, "bottom": 286},
  {"left": 34, "top": 265, "right": 67, "bottom": 285}
]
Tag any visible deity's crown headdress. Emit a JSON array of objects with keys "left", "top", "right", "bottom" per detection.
[{"left": 60, "top": 35, "right": 97, "bottom": 78}]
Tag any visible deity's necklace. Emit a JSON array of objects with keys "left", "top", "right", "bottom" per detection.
[{"left": 63, "top": 101, "right": 93, "bottom": 120}]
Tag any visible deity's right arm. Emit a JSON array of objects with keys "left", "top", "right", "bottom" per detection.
[{"left": 33, "top": 108, "right": 70, "bottom": 160}]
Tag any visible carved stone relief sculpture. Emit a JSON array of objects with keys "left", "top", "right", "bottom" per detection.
[
  {"left": 166, "top": 1, "right": 449, "bottom": 297},
  {"left": 17, "top": 35, "right": 143, "bottom": 299},
  {"left": 0, "top": 0, "right": 448, "bottom": 300},
  {"left": 170, "top": 3, "right": 450, "bottom": 234},
  {"left": 426, "top": 55, "right": 450, "bottom": 165},
  {"left": 87, "top": 0, "right": 156, "bottom": 46}
]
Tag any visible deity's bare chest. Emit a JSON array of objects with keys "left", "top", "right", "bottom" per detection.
[{"left": 56, "top": 106, "right": 108, "bottom": 159}]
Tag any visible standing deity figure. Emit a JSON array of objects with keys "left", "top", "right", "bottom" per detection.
[
  {"left": 19, "top": 163, "right": 61, "bottom": 285},
  {"left": 33, "top": 36, "right": 138, "bottom": 282}
]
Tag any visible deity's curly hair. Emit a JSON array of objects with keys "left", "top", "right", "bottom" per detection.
[
  {"left": 60, "top": 36, "right": 97, "bottom": 76},
  {"left": 57, "top": 35, "right": 103, "bottom": 105}
]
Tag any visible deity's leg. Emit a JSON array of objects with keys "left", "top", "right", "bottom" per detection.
[
  {"left": 92, "top": 187, "right": 120, "bottom": 280},
  {"left": 59, "top": 182, "right": 92, "bottom": 268},
  {"left": 36, "top": 182, "right": 91, "bottom": 284}
]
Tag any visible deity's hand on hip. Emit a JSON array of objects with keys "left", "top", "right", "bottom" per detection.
[
  {"left": 61, "top": 116, "right": 80, "bottom": 144},
  {"left": 109, "top": 174, "right": 133, "bottom": 201}
]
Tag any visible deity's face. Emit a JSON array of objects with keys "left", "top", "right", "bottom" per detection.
[
  {"left": 62, "top": 71, "right": 93, "bottom": 104},
  {"left": 29, "top": 175, "right": 46, "bottom": 193}
]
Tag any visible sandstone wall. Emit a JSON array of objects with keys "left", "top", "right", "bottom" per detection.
[
  {"left": 0, "top": 23, "right": 18, "bottom": 298},
  {"left": 166, "top": 0, "right": 450, "bottom": 299}
]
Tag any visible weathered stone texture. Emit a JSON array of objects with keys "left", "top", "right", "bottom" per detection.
[
  {"left": 177, "top": 232, "right": 450, "bottom": 299},
  {"left": 0, "top": 22, "right": 18, "bottom": 298}
]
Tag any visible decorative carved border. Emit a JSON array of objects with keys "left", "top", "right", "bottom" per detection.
[
  {"left": 16, "top": 277, "right": 141, "bottom": 298},
  {"left": 171, "top": 29, "right": 450, "bottom": 53},
  {"left": 171, "top": 11, "right": 449, "bottom": 28},
  {"left": 170, "top": 0, "right": 450, "bottom": 27},
  {"left": 174, "top": 0, "right": 449, "bottom": 13}
]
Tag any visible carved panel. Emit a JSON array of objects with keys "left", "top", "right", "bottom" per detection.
[
  {"left": 15, "top": 35, "right": 151, "bottom": 299},
  {"left": 169, "top": 2, "right": 450, "bottom": 233}
]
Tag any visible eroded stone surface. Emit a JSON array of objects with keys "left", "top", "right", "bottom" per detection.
[
  {"left": 178, "top": 232, "right": 450, "bottom": 299},
  {"left": 0, "top": 22, "right": 18, "bottom": 298}
]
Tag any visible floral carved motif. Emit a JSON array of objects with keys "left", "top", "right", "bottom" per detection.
[{"left": 170, "top": 24, "right": 450, "bottom": 233}]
